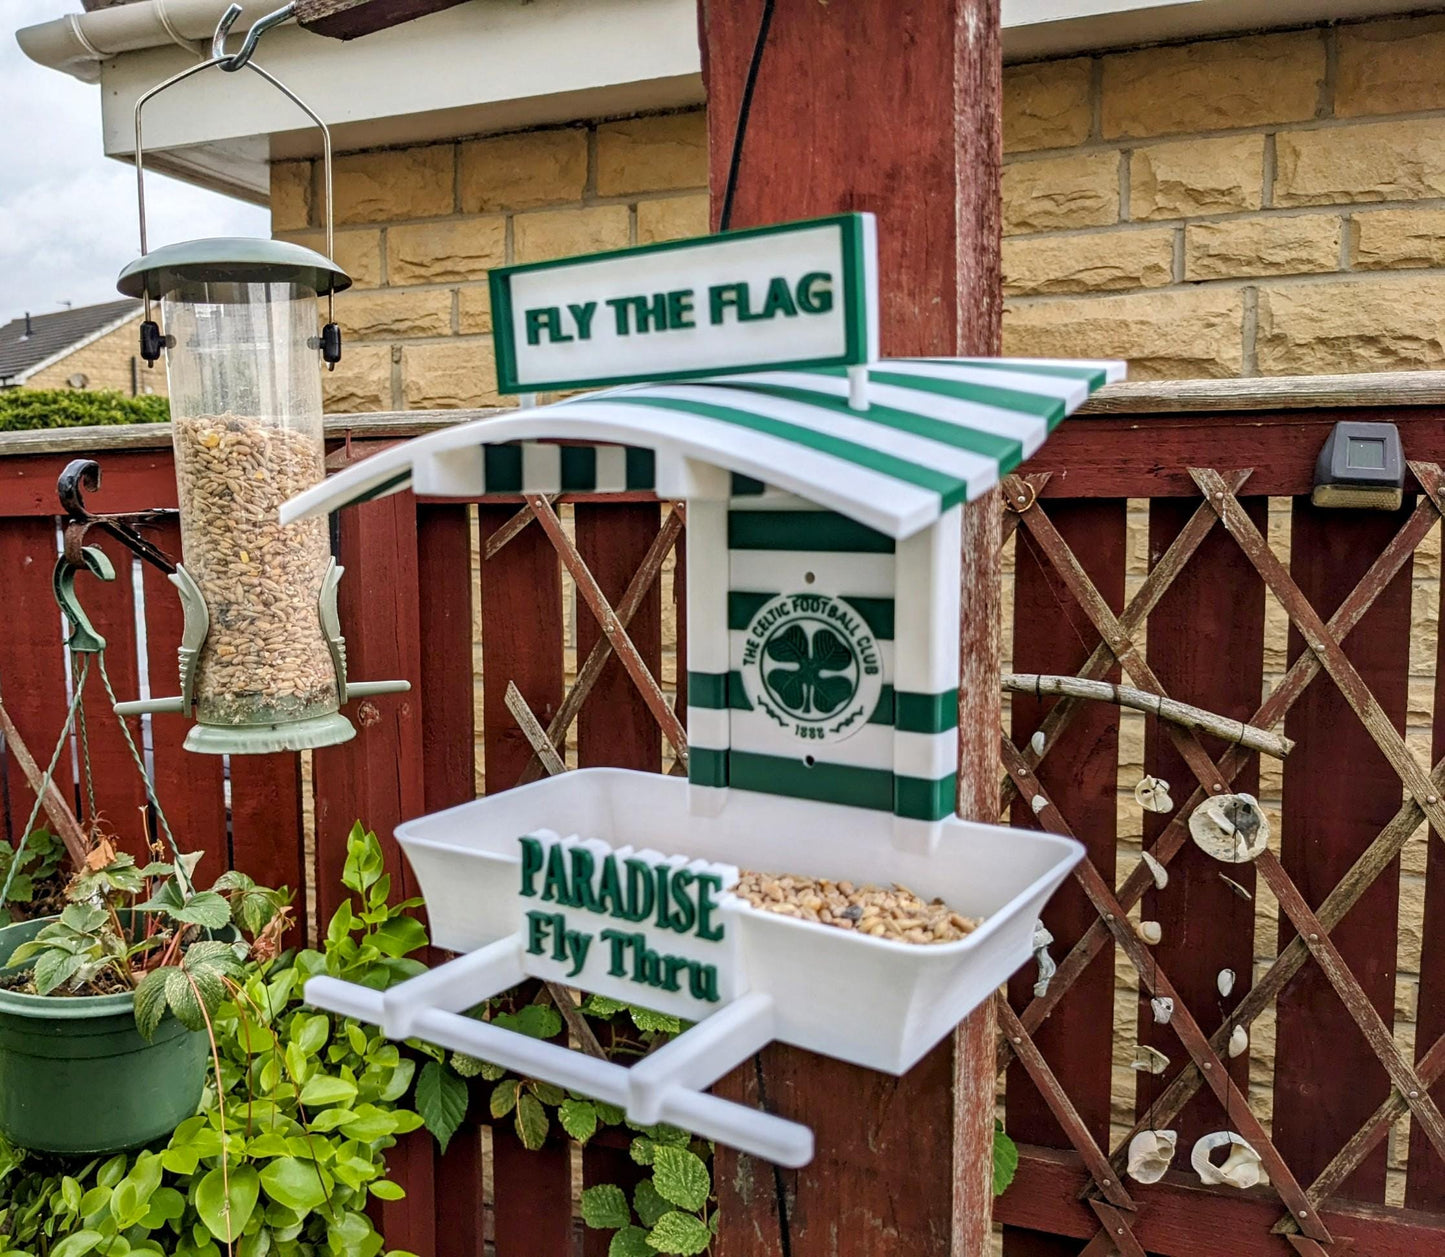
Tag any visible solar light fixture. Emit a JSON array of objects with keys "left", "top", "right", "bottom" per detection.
[
  {"left": 112, "top": 3, "right": 407, "bottom": 753},
  {"left": 1311, "top": 420, "right": 1405, "bottom": 511}
]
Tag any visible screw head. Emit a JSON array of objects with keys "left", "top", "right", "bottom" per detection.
[
  {"left": 1411, "top": 1090, "right": 1420, "bottom": 1098},
  {"left": 1309, "top": 933, "right": 1318, "bottom": 941},
  {"left": 1429, "top": 796, "right": 1439, "bottom": 805},
  {"left": 1204, "top": 1062, "right": 1213, "bottom": 1069}
]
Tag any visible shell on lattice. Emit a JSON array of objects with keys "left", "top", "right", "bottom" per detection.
[
  {"left": 1131, "top": 1045, "right": 1169, "bottom": 1075},
  {"left": 1141, "top": 851, "right": 1169, "bottom": 890},
  {"left": 1228, "top": 1025, "right": 1249, "bottom": 1058},
  {"left": 1030, "top": 795, "right": 1047, "bottom": 815},
  {"left": 1191, "top": 1132, "right": 1264, "bottom": 1189},
  {"left": 1218, "top": 969, "right": 1236, "bottom": 998},
  {"left": 1150, "top": 996, "right": 1174, "bottom": 1025},
  {"left": 1031, "top": 920, "right": 1056, "bottom": 1000},
  {"left": 1189, "top": 793, "right": 1270, "bottom": 863},
  {"left": 1127, "top": 1130, "right": 1178, "bottom": 1185},
  {"left": 1030, "top": 730, "right": 1046, "bottom": 756},
  {"left": 1134, "top": 775, "right": 1173, "bottom": 814},
  {"left": 1136, "top": 920, "right": 1162, "bottom": 945}
]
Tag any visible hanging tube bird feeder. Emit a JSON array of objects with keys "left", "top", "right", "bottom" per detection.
[{"left": 113, "top": 3, "right": 406, "bottom": 753}]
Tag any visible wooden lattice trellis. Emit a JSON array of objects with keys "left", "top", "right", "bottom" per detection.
[{"left": 995, "top": 463, "right": 1445, "bottom": 1256}]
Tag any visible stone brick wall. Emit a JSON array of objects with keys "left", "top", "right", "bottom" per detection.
[
  {"left": 23, "top": 315, "right": 164, "bottom": 396},
  {"left": 1001, "top": 14, "right": 1445, "bottom": 378},
  {"left": 268, "top": 110, "right": 708, "bottom": 414}
]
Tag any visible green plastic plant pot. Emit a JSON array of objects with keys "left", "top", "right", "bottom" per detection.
[{"left": 0, "top": 917, "right": 209, "bottom": 1155}]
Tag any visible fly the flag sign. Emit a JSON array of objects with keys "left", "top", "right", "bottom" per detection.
[{"left": 490, "top": 213, "right": 878, "bottom": 393}]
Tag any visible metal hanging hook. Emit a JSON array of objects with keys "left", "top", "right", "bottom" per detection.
[
  {"left": 212, "top": 2, "right": 297, "bottom": 73},
  {"left": 132, "top": 2, "right": 336, "bottom": 266}
]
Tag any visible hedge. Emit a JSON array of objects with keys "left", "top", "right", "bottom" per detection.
[{"left": 0, "top": 389, "right": 170, "bottom": 432}]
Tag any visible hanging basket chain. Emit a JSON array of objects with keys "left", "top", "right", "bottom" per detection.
[
  {"left": 0, "top": 657, "right": 91, "bottom": 910},
  {"left": 0, "top": 648, "right": 194, "bottom": 910},
  {"left": 73, "top": 654, "right": 97, "bottom": 825},
  {"left": 95, "top": 652, "right": 192, "bottom": 896}
]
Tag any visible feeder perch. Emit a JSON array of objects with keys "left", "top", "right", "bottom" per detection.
[
  {"left": 287, "top": 212, "right": 1122, "bottom": 1166},
  {"left": 109, "top": 10, "right": 406, "bottom": 753}
]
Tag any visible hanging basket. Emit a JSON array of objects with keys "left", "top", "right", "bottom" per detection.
[{"left": 0, "top": 917, "right": 210, "bottom": 1155}]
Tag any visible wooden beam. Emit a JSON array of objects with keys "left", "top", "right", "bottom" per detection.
[
  {"left": 998, "top": 1146, "right": 1436, "bottom": 1257},
  {"left": 293, "top": 0, "right": 471, "bottom": 41},
  {"left": 702, "top": 1, "right": 1003, "bottom": 1254}
]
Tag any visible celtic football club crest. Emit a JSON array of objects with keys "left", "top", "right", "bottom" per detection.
[{"left": 740, "top": 593, "right": 884, "bottom": 745}]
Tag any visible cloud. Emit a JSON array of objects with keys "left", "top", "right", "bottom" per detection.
[{"left": 1, "top": 0, "right": 269, "bottom": 317}]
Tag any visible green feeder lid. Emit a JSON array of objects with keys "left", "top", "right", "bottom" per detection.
[{"left": 117, "top": 236, "right": 352, "bottom": 298}]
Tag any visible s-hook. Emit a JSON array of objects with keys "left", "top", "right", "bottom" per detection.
[{"left": 212, "top": 2, "right": 297, "bottom": 73}]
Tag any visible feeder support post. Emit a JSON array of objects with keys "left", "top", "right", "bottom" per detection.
[{"left": 701, "top": 1, "right": 1003, "bottom": 1254}]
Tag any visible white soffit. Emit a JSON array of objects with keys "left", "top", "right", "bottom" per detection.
[{"left": 92, "top": 0, "right": 702, "bottom": 198}]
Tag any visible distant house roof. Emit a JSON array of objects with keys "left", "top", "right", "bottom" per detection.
[{"left": 0, "top": 300, "right": 140, "bottom": 385}]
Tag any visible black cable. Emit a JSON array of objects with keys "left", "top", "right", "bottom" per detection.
[{"left": 718, "top": 0, "right": 776, "bottom": 233}]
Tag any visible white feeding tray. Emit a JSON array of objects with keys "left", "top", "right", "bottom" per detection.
[{"left": 306, "top": 769, "right": 1080, "bottom": 1167}]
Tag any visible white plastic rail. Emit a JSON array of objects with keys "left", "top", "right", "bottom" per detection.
[{"left": 304, "top": 936, "right": 814, "bottom": 1167}]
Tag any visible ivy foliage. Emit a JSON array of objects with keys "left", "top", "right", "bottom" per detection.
[
  {"left": 0, "top": 823, "right": 423, "bottom": 1257},
  {"left": 0, "top": 390, "right": 168, "bottom": 433}
]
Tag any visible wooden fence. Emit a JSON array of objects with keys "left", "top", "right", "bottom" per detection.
[{"left": 4, "top": 373, "right": 1445, "bottom": 1255}]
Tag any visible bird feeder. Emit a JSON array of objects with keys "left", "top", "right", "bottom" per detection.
[
  {"left": 113, "top": 4, "right": 406, "bottom": 753},
  {"left": 292, "top": 214, "right": 1121, "bottom": 1165}
]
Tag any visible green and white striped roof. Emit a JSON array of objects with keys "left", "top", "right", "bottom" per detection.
[{"left": 281, "top": 357, "right": 1123, "bottom": 539}]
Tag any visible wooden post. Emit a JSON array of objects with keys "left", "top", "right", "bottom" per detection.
[{"left": 701, "top": 2, "right": 1002, "bottom": 1254}]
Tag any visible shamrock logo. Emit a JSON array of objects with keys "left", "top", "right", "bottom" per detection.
[{"left": 763, "top": 622, "right": 858, "bottom": 717}]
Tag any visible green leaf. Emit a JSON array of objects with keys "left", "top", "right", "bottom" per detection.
[
  {"left": 515, "top": 1092, "right": 549, "bottom": 1151},
  {"left": 196, "top": 1164, "right": 260, "bottom": 1242},
  {"left": 490, "top": 1079, "right": 520, "bottom": 1120},
  {"left": 633, "top": 1180, "right": 670, "bottom": 1229},
  {"left": 50, "top": 1231, "right": 104, "bottom": 1257},
  {"left": 342, "top": 824, "right": 384, "bottom": 893},
  {"left": 171, "top": 890, "right": 233, "bottom": 929},
  {"left": 650, "top": 1146, "right": 710, "bottom": 1212},
  {"left": 609, "top": 1227, "right": 655, "bottom": 1257},
  {"left": 450, "top": 1052, "right": 484, "bottom": 1078},
  {"left": 259, "top": 1156, "right": 329, "bottom": 1215},
  {"left": 415, "top": 1060, "right": 469, "bottom": 1154},
  {"left": 558, "top": 1098, "right": 598, "bottom": 1144},
  {"left": 111, "top": 1154, "right": 162, "bottom": 1228},
  {"left": 141, "top": 1186, "right": 186, "bottom": 1228},
  {"left": 369, "top": 915, "right": 428, "bottom": 958},
  {"left": 580, "top": 993, "right": 627, "bottom": 1017},
  {"left": 369, "top": 1180, "right": 406, "bottom": 1201},
  {"left": 993, "top": 1126, "right": 1019, "bottom": 1197},
  {"left": 133, "top": 967, "right": 172, "bottom": 1040},
  {"left": 629, "top": 1137, "right": 656, "bottom": 1166},
  {"left": 33, "top": 947, "right": 87, "bottom": 995},
  {"left": 493, "top": 1003, "right": 562, "bottom": 1040},
  {"left": 628, "top": 1006, "right": 683, "bottom": 1035},
  {"left": 291, "top": 1012, "right": 330, "bottom": 1056},
  {"left": 298, "top": 1075, "right": 358, "bottom": 1108},
  {"left": 645, "top": 1212, "right": 712, "bottom": 1256},
  {"left": 580, "top": 1184, "right": 631, "bottom": 1230},
  {"left": 529, "top": 1079, "right": 565, "bottom": 1107}
]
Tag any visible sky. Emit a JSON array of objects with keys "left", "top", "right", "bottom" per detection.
[{"left": 1, "top": 0, "right": 270, "bottom": 320}]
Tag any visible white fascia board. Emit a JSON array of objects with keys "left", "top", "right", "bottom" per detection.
[{"left": 98, "top": 0, "right": 702, "bottom": 166}]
